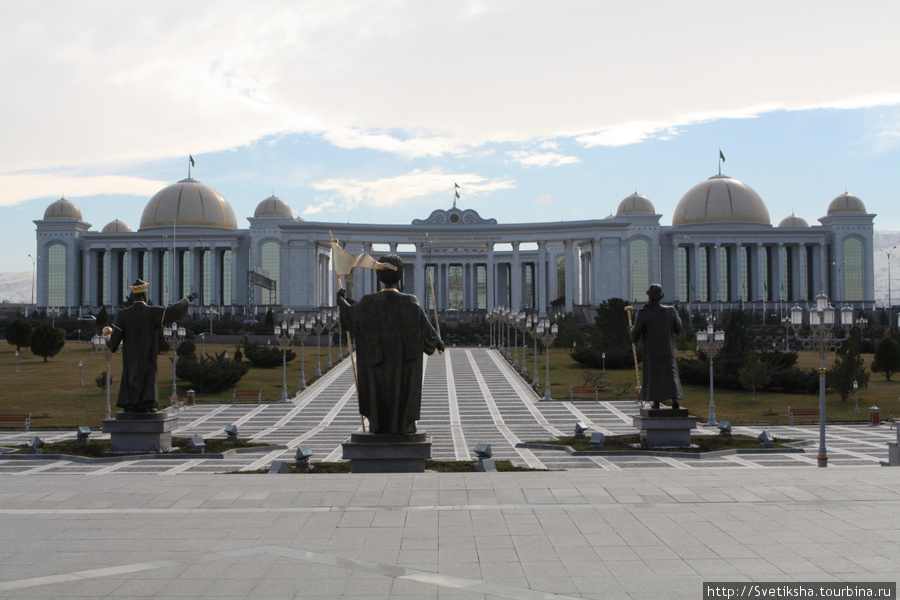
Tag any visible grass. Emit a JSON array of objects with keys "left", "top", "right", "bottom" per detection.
[
  {"left": 3, "top": 342, "right": 900, "bottom": 430},
  {"left": 6, "top": 436, "right": 272, "bottom": 457}
]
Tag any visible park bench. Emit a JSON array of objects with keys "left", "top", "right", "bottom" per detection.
[
  {"left": 569, "top": 386, "right": 599, "bottom": 401},
  {"left": 888, "top": 414, "right": 900, "bottom": 429},
  {"left": 0, "top": 413, "right": 31, "bottom": 432},
  {"left": 788, "top": 407, "right": 819, "bottom": 426},
  {"left": 169, "top": 393, "right": 186, "bottom": 412},
  {"left": 232, "top": 389, "right": 262, "bottom": 405}
]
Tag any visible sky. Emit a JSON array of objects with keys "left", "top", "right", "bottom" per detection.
[{"left": 3, "top": 0, "right": 900, "bottom": 275}]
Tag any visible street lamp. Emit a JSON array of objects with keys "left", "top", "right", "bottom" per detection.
[
  {"left": 78, "top": 360, "right": 83, "bottom": 386},
  {"left": 531, "top": 314, "right": 540, "bottom": 388},
  {"left": 878, "top": 246, "right": 896, "bottom": 324},
  {"left": 537, "top": 317, "right": 558, "bottom": 401},
  {"left": 696, "top": 321, "right": 725, "bottom": 427},
  {"left": 602, "top": 352, "right": 606, "bottom": 374},
  {"left": 92, "top": 333, "right": 111, "bottom": 419},
  {"left": 853, "top": 379, "right": 859, "bottom": 413},
  {"left": 325, "top": 310, "right": 338, "bottom": 369},
  {"left": 516, "top": 312, "right": 530, "bottom": 377},
  {"left": 206, "top": 306, "right": 218, "bottom": 336},
  {"left": 790, "top": 290, "right": 854, "bottom": 467},
  {"left": 313, "top": 313, "right": 326, "bottom": 377},
  {"left": 510, "top": 310, "right": 520, "bottom": 369},
  {"left": 274, "top": 320, "right": 297, "bottom": 403},
  {"left": 296, "top": 317, "right": 310, "bottom": 390},
  {"left": 14, "top": 350, "right": 19, "bottom": 373},
  {"left": 162, "top": 323, "right": 186, "bottom": 402}
]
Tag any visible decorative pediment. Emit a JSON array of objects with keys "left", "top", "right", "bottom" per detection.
[{"left": 412, "top": 207, "right": 497, "bottom": 226}]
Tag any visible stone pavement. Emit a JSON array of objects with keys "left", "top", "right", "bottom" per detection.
[
  {"left": 1, "top": 348, "right": 896, "bottom": 473},
  {"left": 1, "top": 468, "right": 899, "bottom": 599}
]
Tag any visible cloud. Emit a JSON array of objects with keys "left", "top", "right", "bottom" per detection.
[
  {"left": 507, "top": 151, "right": 580, "bottom": 168},
  {"left": 309, "top": 169, "right": 515, "bottom": 212},
  {"left": 535, "top": 194, "right": 553, "bottom": 205},
  {"left": 0, "top": 173, "right": 169, "bottom": 208},
  {"left": 2, "top": 1, "right": 900, "bottom": 173}
]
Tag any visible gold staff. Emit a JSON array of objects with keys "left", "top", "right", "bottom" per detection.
[{"left": 624, "top": 305, "right": 643, "bottom": 408}]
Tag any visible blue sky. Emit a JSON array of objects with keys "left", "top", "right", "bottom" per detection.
[{"left": 3, "top": 1, "right": 900, "bottom": 274}]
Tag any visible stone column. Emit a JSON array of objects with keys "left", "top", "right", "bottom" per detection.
[
  {"left": 486, "top": 242, "right": 495, "bottom": 311},
  {"left": 511, "top": 241, "right": 521, "bottom": 309},
  {"left": 564, "top": 239, "right": 575, "bottom": 313}
]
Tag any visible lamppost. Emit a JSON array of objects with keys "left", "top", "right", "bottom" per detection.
[
  {"left": 505, "top": 308, "right": 512, "bottom": 361},
  {"left": 511, "top": 310, "right": 520, "bottom": 369},
  {"left": 296, "top": 317, "right": 310, "bottom": 390},
  {"left": 602, "top": 352, "right": 606, "bottom": 374},
  {"left": 325, "top": 310, "right": 337, "bottom": 369},
  {"left": 531, "top": 314, "right": 540, "bottom": 388},
  {"left": 790, "top": 290, "right": 855, "bottom": 468},
  {"left": 14, "top": 350, "right": 19, "bottom": 373},
  {"left": 537, "top": 317, "right": 558, "bottom": 401},
  {"left": 162, "top": 323, "right": 186, "bottom": 401},
  {"left": 206, "top": 306, "right": 218, "bottom": 337},
  {"left": 879, "top": 246, "right": 896, "bottom": 325},
  {"left": 517, "top": 312, "right": 530, "bottom": 377},
  {"left": 78, "top": 360, "right": 83, "bottom": 386},
  {"left": 695, "top": 321, "right": 725, "bottom": 427},
  {"left": 853, "top": 380, "right": 859, "bottom": 413},
  {"left": 274, "top": 320, "right": 297, "bottom": 403},
  {"left": 28, "top": 253, "right": 34, "bottom": 318},
  {"left": 92, "top": 333, "right": 111, "bottom": 419},
  {"left": 313, "top": 313, "right": 326, "bottom": 377},
  {"left": 488, "top": 310, "right": 496, "bottom": 349}
]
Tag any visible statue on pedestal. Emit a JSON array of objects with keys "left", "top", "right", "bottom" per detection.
[
  {"left": 105, "top": 279, "right": 198, "bottom": 413},
  {"left": 337, "top": 255, "right": 444, "bottom": 434},
  {"left": 629, "top": 283, "right": 684, "bottom": 410}
]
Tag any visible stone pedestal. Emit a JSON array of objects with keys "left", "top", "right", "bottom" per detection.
[
  {"left": 632, "top": 408, "right": 698, "bottom": 448},
  {"left": 341, "top": 432, "right": 431, "bottom": 473},
  {"left": 102, "top": 411, "right": 179, "bottom": 453}
]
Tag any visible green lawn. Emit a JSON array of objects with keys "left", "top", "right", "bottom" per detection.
[{"left": 3, "top": 342, "right": 899, "bottom": 430}]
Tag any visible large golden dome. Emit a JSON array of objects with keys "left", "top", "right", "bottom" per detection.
[
  {"left": 672, "top": 174, "right": 770, "bottom": 226},
  {"left": 139, "top": 178, "right": 238, "bottom": 229}
]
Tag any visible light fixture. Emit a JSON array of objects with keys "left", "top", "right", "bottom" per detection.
[
  {"left": 473, "top": 443, "right": 496, "bottom": 471},
  {"left": 474, "top": 443, "right": 492, "bottom": 459},
  {"left": 589, "top": 432, "right": 605, "bottom": 449},
  {"left": 295, "top": 445, "right": 314, "bottom": 469},
  {"left": 27, "top": 436, "right": 44, "bottom": 454},
  {"left": 574, "top": 422, "right": 588, "bottom": 439},
  {"left": 188, "top": 436, "right": 205, "bottom": 453},
  {"left": 224, "top": 424, "right": 238, "bottom": 443},
  {"left": 758, "top": 430, "right": 774, "bottom": 448},
  {"left": 717, "top": 422, "right": 732, "bottom": 437},
  {"left": 76, "top": 426, "right": 91, "bottom": 444}
]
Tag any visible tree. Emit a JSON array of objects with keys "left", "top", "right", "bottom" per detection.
[
  {"left": 871, "top": 333, "right": 900, "bottom": 382},
  {"left": 571, "top": 298, "right": 635, "bottom": 370},
  {"left": 828, "top": 337, "right": 869, "bottom": 402},
  {"left": 554, "top": 313, "right": 584, "bottom": 349},
  {"left": 29, "top": 323, "right": 66, "bottom": 362},
  {"left": 738, "top": 352, "right": 770, "bottom": 401},
  {"left": 97, "top": 305, "right": 109, "bottom": 328},
  {"left": 177, "top": 351, "right": 249, "bottom": 393},
  {"left": 4, "top": 318, "right": 33, "bottom": 351}
]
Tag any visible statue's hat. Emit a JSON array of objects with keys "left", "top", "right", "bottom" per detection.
[{"left": 130, "top": 278, "right": 149, "bottom": 294}]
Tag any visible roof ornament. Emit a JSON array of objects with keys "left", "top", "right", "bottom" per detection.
[{"left": 453, "top": 182, "right": 460, "bottom": 209}]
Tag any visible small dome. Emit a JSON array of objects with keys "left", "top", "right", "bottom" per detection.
[
  {"left": 101, "top": 219, "right": 133, "bottom": 233},
  {"left": 827, "top": 192, "right": 866, "bottom": 215},
  {"left": 616, "top": 193, "right": 655, "bottom": 214},
  {"left": 140, "top": 178, "right": 238, "bottom": 229},
  {"left": 778, "top": 214, "right": 809, "bottom": 228},
  {"left": 254, "top": 195, "right": 293, "bottom": 218},
  {"left": 672, "top": 174, "right": 770, "bottom": 226},
  {"left": 43, "top": 197, "right": 83, "bottom": 220}
]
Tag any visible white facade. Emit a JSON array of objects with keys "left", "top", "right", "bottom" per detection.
[{"left": 34, "top": 174, "right": 877, "bottom": 317}]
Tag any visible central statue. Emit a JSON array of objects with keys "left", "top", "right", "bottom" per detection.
[
  {"left": 337, "top": 254, "right": 444, "bottom": 435},
  {"left": 629, "top": 283, "right": 684, "bottom": 410}
]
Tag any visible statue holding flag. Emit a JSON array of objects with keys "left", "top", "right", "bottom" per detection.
[{"left": 334, "top": 247, "right": 443, "bottom": 435}]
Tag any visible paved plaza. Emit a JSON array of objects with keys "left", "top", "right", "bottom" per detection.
[{"left": 2, "top": 348, "right": 900, "bottom": 598}]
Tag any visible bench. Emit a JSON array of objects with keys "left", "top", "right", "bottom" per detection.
[
  {"left": 888, "top": 415, "right": 900, "bottom": 429},
  {"left": 0, "top": 413, "right": 31, "bottom": 432},
  {"left": 569, "top": 386, "right": 599, "bottom": 401},
  {"left": 233, "top": 389, "right": 262, "bottom": 405},
  {"left": 169, "top": 392, "right": 186, "bottom": 412},
  {"left": 788, "top": 407, "right": 819, "bottom": 426}
]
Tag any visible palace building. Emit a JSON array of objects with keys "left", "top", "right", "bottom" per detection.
[{"left": 34, "top": 171, "right": 876, "bottom": 318}]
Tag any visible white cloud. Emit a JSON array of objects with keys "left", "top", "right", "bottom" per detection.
[
  {"left": 0, "top": 173, "right": 169, "bottom": 208},
  {"left": 2, "top": 1, "right": 900, "bottom": 172},
  {"left": 535, "top": 194, "right": 553, "bottom": 205},
  {"left": 309, "top": 169, "right": 515, "bottom": 212},
  {"left": 507, "top": 151, "right": 580, "bottom": 168}
]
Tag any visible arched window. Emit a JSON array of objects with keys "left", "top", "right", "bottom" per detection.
[
  {"left": 844, "top": 238, "right": 864, "bottom": 301},
  {"left": 629, "top": 239, "right": 649, "bottom": 302},
  {"left": 260, "top": 241, "right": 281, "bottom": 305},
  {"left": 47, "top": 243, "right": 66, "bottom": 307}
]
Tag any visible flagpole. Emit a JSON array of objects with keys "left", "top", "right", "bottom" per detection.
[
  {"left": 428, "top": 270, "right": 442, "bottom": 353},
  {"left": 330, "top": 232, "right": 366, "bottom": 431}
]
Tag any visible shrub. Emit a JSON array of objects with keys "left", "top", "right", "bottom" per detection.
[
  {"left": 242, "top": 338, "right": 296, "bottom": 368},
  {"left": 176, "top": 351, "right": 250, "bottom": 393},
  {"left": 95, "top": 371, "right": 113, "bottom": 390},
  {"left": 4, "top": 318, "right": 33, "bottom": 351},
  {"left": 176, "top": 339, "right": 196, "bottom": 358},
  {"left": 871, "top": 333, "right": 900, "bottom": 382},
  {"left": 29, "top": 323, "right": 66, "bottom": 362}
]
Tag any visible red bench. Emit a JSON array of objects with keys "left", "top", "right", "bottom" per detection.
[
  {"left": 233, "top": 389, "right": 262, "bottom": 405},
  {"left": 0, "top": 413, "right": 31, "bottom": 432},
  {"left": 569, "top": 386, "right": 598, "bottom": 400},
  {"left": 788, "top": 407, "right": 819, "bottom": 426}
]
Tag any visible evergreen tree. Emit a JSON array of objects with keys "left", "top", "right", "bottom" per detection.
[
  {"left": 29, "top": 323, "right": 66, "bottom": 362},
  {"left": 4, "top": 318, "right": 33, "bottom": 351},
  {"left": 738, "top": 352, "right": 770, "bottom": 401},
  {"left": 828, "top": 337, "right": 869, "bottom": 401},
  {"left": 871, "top": 333, "right": 900, "bottom": 382}
]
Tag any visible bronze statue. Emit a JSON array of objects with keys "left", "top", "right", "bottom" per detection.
[
  {"left": 105, "top": 279, "right": 198, "bottom": 413},
  {"left": 629, "top": 283, "right": 684, "bottom": 410},
  {"left": 337, "top": 255, "right": 444, "bottom": 434}
]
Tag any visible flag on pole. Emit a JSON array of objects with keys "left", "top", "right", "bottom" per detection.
[
  {"left": 455, "top": 190, "right": 460, "bottom": 200},
  {"left": 454, "top": 182, "right": 460, "bottom": 188},
  {"left": 331, "top": 236, "right": 398, "bottom": 277},
  {"left": 719, "top": 149, "right": 725, "bottom": 162},
  {"left": 189, "top": 154, "right": 195, "bottom": 167}
]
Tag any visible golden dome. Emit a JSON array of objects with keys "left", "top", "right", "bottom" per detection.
[
  {"left": 43, "top": 197, "right": 83, "bottom": 220},
  {"left": 140, "top": 178, "right": 238, "bottom": 229},
  {"left": 672, "top": 174, "right": 770, "bottom": 226}
]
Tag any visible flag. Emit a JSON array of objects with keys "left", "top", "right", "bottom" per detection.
[
  {"left": 781, "top": 282, "right": 785, "bottom": 292},
  {"left": 189, "top": 154, "right": 195, "bottom": 167},
  {"left": 764, "top": 282, "right": 768, "bottom": 292},
  {"left": 455, "top": 190, "right": 460, "bottom": 200},
  {"left": 331, "top": 238, "right": 398, "bottom": 277},
  {"left": 719, "top": 149, "right": 725, "bottom": 162},
  {"left": 454, "top": 182, "right": 460, "bottom": 188},
  {"left": 690, "top": 283, "right": 696, "bottom": 292}
]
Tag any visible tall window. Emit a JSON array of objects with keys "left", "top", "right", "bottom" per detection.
[
  {"left": 181, "top": 251, "right": 191, "bottom": 300},
  {"left": 718, "top": 246, "right": 728, "bottom": 301},
  {"left": 629, "top": 239, "right": 649, "bottom": 302},
  {"left": 202, "top": 250, "right": 212, "bottom": 305},
  {"left": 476, "top": 264, "right": 487, "bottom": 310},
  {"left": 698, "top": 247, "right": 708, "bottom": 302},
  {"left": 222, "top": 250, "right": 233, "bottom": 306},
  {"left": 844, "top": 238, "right": 864, "bottom": 301},
  {"left": 556, "top": 257, "right": 566, "bottom": 300},
  {"left": 424, "top": 265, "right": 436, "bottom": 310},
  {"left": 524, "top": 263, "right": 534, "bottom": 309},
  {"left": 677, "top": 247, "right": 688, "bottom": 302},
  {"left": 448, "top": 265, "right": 463, "bottom": 310},
  {"left": 761, "top": 248, "right": 769, "bottom": 301},
  {"left": 47, "top": 243, "right": 66, "bottom": 307},
  {"left": 741, "top": 247, "right": 749, "bottom": 302},
  {"left": 781, "top": 247, "right": 789, "bottom": 301},
  {"left": 119, "top": 252, "right": 128, "bottom": 305},
  {"left": 260, "top": 241, "right": 281, "bottom": 305}
]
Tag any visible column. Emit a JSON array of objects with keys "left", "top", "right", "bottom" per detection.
[
  {"left": 564, "top": 239, "right": 575, "bottom": 313},
  {"left": 486, "top": 242, "right": 495, "bottom": 311},
  {"left": 414, "top": 242, "right": 425, "bottom": 302},
  {"left": 709, "top": 245, "right": 721, "bottom": 306},
  {"left": 511, "top": 241, "right": 521, "bottom": 309},
  {"left": 689, "top": 243, "right": 700, "bottom": 304}
]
